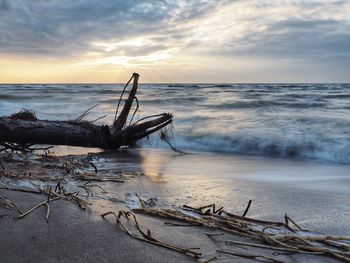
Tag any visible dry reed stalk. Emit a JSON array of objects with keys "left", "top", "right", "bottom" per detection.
[
  {"left": 101, "top": 211, "right": 202, "bottom": 258},
  {"left": 132, "top": 203, "right": 350, "bottom": 262},
  {"left": 217, "top": 249, "right": 286, "bottom": 263},
  {"left": 0, "top": 194, "right": 22, "bottom": 214},
  {"left": 16, "top": 196, "right": 60, "bottom": 219}
]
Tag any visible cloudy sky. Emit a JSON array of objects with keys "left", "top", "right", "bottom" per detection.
[{"left": 0, "top": 0, "right": 349, "bottom": 83}]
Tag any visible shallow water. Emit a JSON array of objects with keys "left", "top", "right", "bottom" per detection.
[{"left": 1, "top": 83, "right": 349, "bottom": 164}]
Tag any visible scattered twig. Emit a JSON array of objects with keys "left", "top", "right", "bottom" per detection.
[
  {"left": 135, "top": 194, "right": 157, "bottom": 207},
  {"left": 16, "top": 196, "right": 60, "bottom": 219},
  {"left": 284, "top": 213, "right": 304, "bottom": 231},
  {"left": 73, "top": 174, "right": 124, "bottom": 183},
  {"left": 0, "top": 194, "right": 22, "bottom": 214},
  {"left": 273, "top": 234, "right": 350, "bottom": 242},
  {"left": 134, "top": 204, "right": 350, "bottom": 262},
  {"left": 218, "top": 239, "right": 323, "bottom": 255},
  {"left": 101, "top": 210, "right": 202, "bottom": 259},
  {"left": 76, "top": 104, "right": 98, "bottom": 121},
  {"left": 164, "top": 221, "right": 202, "bottom": 227},
  {"left": 90, "top": 162, "right": 98, "bottom": 173},
  {"left": 242, "top": 199, "right": 252, "bottom": 217},
  {"left": 0, "top": 142, "right": 53, "bottom": 154},
  {"left": 0, "top": 160, "right": 5, "bottom": 170},
  {"left": 89, "top": 115, "right": 108, "bottom": 123},
  {"left": 217, "top": 249, "right": 286, "bottom": 263},
  {"left": 45, "top": 203, "right": 50, "bottom": 222}
]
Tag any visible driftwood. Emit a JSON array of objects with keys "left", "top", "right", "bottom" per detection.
[{"left": 0, "top": 73, "right": 173, "bottom": 150}]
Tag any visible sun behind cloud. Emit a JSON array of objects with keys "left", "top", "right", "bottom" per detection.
[{"left": 0, "top": 0, "right": 349, "bottom": 83}]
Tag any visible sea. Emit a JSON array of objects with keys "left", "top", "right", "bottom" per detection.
[
  {"left": 1, "top": 83, "right": 350, "bottom": 237},
  {"left": 1, "top": 83, "right": 349, "bottom": 164}
]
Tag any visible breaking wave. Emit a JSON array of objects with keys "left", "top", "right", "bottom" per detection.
[
  {"left": 1, "top": 83, "right": 349, "bottom": 164},
  {"left": 171, "top": 133, "right": 350, "bottom": 164}
]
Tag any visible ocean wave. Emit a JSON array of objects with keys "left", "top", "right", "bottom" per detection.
[
  {"left": 167, "top": 84, "right": 184, "bottom": 87},
  {"left": 0, "top": 94, "right": 54, "bottom": 101},
  {"left": 167, "top": 84, "right": 200, "bottom": 88},
  {"left": 244, "top": 89, "right": 272, "bottom": 93},
  {"left": 212, "top": 84, "right": 232, "bottom": 88},
  {"left": 0, "top": 94, "right": 15, "bottom": 100},
  {"left": 94, "top": 89, "right": 122, "bottom": 95},
  {"left": 321, "top": 94, "right": 350, "bottom": 99},
  {"left": 172, "top": 133, "right": 350, "bottom": 164},
  {"left": 138, "top": 96, "right": 206, "bottom": 104},
  {"left": 206, "top": 100, "right": 326, "bottom": 109},
  {"left": 1, "top": 83, "right": 349, "bottom": 165}
]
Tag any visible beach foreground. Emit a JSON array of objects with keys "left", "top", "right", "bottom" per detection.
[
  {"left": 1, "top": 147, "right": 349, "bottom": 262},
  {"left": 0, "top": 189, "right": 194, "bottom": 263}
]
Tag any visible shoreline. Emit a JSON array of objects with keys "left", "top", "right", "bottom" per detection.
[{"left": 1, "top": 148, "right": 349, "bottom": 262}]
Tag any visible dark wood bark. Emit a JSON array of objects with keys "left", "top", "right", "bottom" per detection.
[{"left": 0, "top": 73, "right": 173, "bottom": 149}]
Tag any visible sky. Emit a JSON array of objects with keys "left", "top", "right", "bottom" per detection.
[{"left": 0, "top": 0, "right": 349, "bottom": 83}]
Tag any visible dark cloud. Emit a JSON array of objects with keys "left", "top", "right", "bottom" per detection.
[
  {"left": 0, "top": 0, "right": 349, "bottom": 76},
  {"left": 220, "top": 17, "right": 350, "bottom": 64},
  {"left": 0, "top": 0, "right": 10, "bottom": 11},
  {"left": 0, "top": 0, "right": 224, "bottom": 58}
]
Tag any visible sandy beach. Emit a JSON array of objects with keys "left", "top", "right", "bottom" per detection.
[
  {"left": 1, "top": 1, "right": 350, "bottom": 262},
  {"left": 1, "top": 147, "right": 349, "bottom": 262},
  {"left": 0, "top": 189, "right": 195, "bottom": 263}
]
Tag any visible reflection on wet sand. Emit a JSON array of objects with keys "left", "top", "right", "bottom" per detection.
[
  {"left": 94, "top": 148, "right": 350, "bottom": 235},
  {"left": 26, "top": 146, "right": 350, "bottom": 235}
]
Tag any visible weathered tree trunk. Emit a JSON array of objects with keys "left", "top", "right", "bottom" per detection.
[{"left": 0, "top": 73, "right": 173, "bottom": 149}]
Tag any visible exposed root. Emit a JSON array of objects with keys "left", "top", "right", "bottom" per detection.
[{"left": 159, "top": 125, "right": 185, "bottom": 154}]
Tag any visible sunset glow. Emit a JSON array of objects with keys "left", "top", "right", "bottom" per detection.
[{"left": 0, "top": 0, "right": 349, "bottom": 83}]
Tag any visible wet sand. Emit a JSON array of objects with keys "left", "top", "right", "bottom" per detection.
[
  {"left": 0, "top": 190, "right": 194, "bottom": 263},
  {"left": 101, "top": 148, "right": 350, "bottom": 234},
  {"left": 1, "top": 147, "right": 349, "bottom": 262}
]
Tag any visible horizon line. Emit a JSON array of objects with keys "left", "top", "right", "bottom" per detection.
[{"left": 1, "top": 82, "right": 349, "bottom": 85}]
